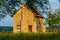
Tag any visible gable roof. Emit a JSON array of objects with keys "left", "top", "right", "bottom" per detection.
[
  {"left": 27, "top": 6, "right": 44, "bottom": 19},
  {"left": 13, "top": 2, "right": 44, "bottom": 19}
]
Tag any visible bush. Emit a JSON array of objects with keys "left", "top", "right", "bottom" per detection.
[{"left": 0, "top": 32, "right": 60, "bottom": 40}]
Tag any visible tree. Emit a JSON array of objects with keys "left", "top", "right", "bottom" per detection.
[
  {"left": 27, "top": 0, "right": 50, "bottom": 15},
  {"left": 0, "top": 0, "right": 50, "bottom": 20},
  {"left": 0, "top": 0, "right": 21, "bottom": 19},
  {"left": 46, "top": 8, "right": 60, "bottom": 32}
]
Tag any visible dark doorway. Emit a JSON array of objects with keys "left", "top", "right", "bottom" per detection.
[{"left": 28, "top": 25, "right": 32, "bottom": 32}]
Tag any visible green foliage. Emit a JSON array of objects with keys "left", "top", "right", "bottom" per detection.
[
  {"left": 47, "top": 8, "right": 60, "bottom": 26},
  {"left": 46, "top": 8, "right": 60, "bottom": 32},
  {"left": 0, "top": 0, "right": 50, "bottom": 19},
  {"left": 0, "top": 32, "right": 60, "bottom": 40},
  {"left": 0, "top": 0, "right": 21, "bottom": 19}
]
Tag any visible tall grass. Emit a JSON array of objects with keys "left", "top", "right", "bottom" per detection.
[{"left": 0, "top": 32, "right": 60, "bottom": 40}]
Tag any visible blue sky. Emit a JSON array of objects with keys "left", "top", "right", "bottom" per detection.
[
  {"left": 0, "top": 15, "right": 13, "bottom": 26},
  {"left": 49, "top": 0, "right": 59, "bottom": 11},
  {"left": 0, "top": 0, "right": 60, "bottom": 26}
]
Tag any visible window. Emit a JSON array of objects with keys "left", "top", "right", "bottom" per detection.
[
  {"left": 17, "top": 25, "right": 21, "bottom": 32},
  {"left": 28, "top": 25, "right": 32, "bottom": 32}
]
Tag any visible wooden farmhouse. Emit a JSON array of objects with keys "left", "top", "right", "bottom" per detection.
[{"left": 13, "top": 2, "right": 46, "bottom": 33}]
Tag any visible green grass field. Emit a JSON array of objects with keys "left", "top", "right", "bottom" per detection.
[{"left": 0, "top": 32, "right": 60, "bottom": 40}]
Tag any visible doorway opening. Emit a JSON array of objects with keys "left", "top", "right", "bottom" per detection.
[{"left": 28, "top": 25, "right": 32, "bottom": 32}]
